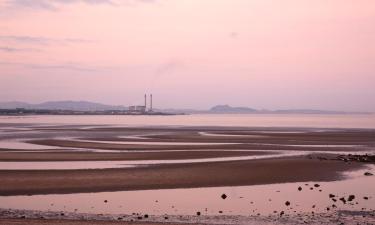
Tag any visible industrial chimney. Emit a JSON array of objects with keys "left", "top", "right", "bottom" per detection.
[
  {"left": 150, "top": 94, "right": 153, "bottom": 112},
  {"left": 144, "top": 94, "right": 147, "bottom": 109}
]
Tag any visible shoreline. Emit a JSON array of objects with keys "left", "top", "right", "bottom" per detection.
[{"left": 1, "top": 208, "right": 374, "bottom": 225}]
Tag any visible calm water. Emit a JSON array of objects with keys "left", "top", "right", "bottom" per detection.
[
  {"left": 1, "top": 114, "right": 375, "bottom": 128},
  {"left": 1, "top": 166, "right": 374, "bottom": 216}
]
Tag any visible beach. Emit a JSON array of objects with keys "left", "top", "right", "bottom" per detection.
[{"left": 0, "top": 116, "right": 375, "bottom": 224}]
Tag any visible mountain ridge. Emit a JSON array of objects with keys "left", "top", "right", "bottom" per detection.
[{"left": 0, "top": 101, "right": 371, "bottom": 114}]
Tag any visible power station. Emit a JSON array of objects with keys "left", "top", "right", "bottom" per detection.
[{"left": 128, "top": 94, "right": 154, "bottom": 114}]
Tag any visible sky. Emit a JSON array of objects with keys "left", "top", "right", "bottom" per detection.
[{"left": 0, "top": 0, "right": 374, "bottom": 111}]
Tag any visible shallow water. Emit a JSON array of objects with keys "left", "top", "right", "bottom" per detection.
[
  {"left": 75, "top": 140, "right": 242, "bottom": 146},
  {"left": 0, "top": 140, "right": 58, "bottom": 150},
  {"left": 1, "top": 114, "right": 375, "bottom": 128},
  {"left": 0, "top": 152, "right": 284, "bottom": 170},
  {"left": 1, "top": 166, "right": 374, "bottom": 216}
]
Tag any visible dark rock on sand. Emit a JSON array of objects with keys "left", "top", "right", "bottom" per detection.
[
  {"left": 337, "top": 154, "right": 375, "bottom": 163},
  {"left": 196, "top": 211, "right": 201, "bottom": 216},
  {"left": 221, "top": 194, "right": 227, "bottom": 199},
  {"left": 364, "top": 172, "right": 373, "bottom": 176},
  {"left": 348, "top": 195, "right": 355, "bottom": 202},
  {"left": 339, "top": 197, "right": 347, "bottom": 204},
  {"left": 298, "top": 187, "right": 302, "bottom": 191},
  {"left": 285, "top": 201, "right": 291, "bottom": 206}
]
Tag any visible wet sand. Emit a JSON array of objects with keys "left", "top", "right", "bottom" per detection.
[
  {"left": 1, "top": 124, "right": 375, "bottom": 224},
  {"left": 0, "top": 156, "right": 363, "bottom": 196},
  {"left": 0, "top": 218, "right": 196, "bottom": 225},
  {"left": 0, "top": 150, "right": 269, "bottom": 162},
  {"left": 26, "top": 126, "right": 375, "bottom": 152}
]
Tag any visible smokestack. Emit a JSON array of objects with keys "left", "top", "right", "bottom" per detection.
[
  {"left": 144, "top": 94, "right": 147, "bottom": 109},
  {"left": 150, "top": 94, "right": 153, "bottom": 112}
]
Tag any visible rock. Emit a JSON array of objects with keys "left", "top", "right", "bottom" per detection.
[
  {"left": 298, "top": 187, "right": 302, "bottom": 191},
  {"left": 164, "top": 216, "right": 169, "bottom": 220},
  {"left": 285, "top": 201, "right": 291, "bottom": 206},
  {"left": 314, "top": 184, "right": 320, "bottom": 188},
  {"left": 364, "top": 172, "right": 373, "bottom": 176},
  {"left": 364, "top": 196, "right": 369, "bottom": 200},
  {"left": 221, "top": 194, "right": 227, "bottom": 199},
  {"left": 137, "top": 216, "right": 142, "bottom": 220},
  {"left": 196, "top": 211, "right": 201, "bottom": 216},
  {"left": 280, "top": 211, "right": 285, "bottom": 217},
  {"left": 104, "top": 200, "right": 108, "bottom": 203},
  {"left": 219, "top": 210, "right": 223, "bottom": 214},
  {"left": 339, "top": 197, "right": 346, "bottom": 204},
  {"left": 329, "top": 194, "right": 335, "bottom": 198},
  {"left": 348, "top": 195, "right": 355, "bottom": 201},
  {"left": 144, "top": 214, "right": 149, "bottom": 218}
]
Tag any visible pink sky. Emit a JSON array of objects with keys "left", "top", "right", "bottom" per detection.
[{"left": 0, "top": 0, "right": 374, "bottom": 111}]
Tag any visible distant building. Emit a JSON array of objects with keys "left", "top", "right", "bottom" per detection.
[
  {"left": 128, "top": 94, "right": 154, "bottom": 114},
  {"left": 129, "top": 105, "right": 146, "bottom": 113}
]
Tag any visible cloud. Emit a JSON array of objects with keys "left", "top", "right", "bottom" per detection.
[
  {"left": 0, "top": 46, "right": 41, "bottom": 52},
  {"left": 155, "top": 61, "right": 183, "bottom": 77},
  {"left": 0, "top": 61, "right": 105, "bottom": 72},
  {"left": 2, "top": 0, "right": 155, "bottom": 11},
  {"left": 229, "top": 32, "right": 239, "bottom": 38},
  {"left": 148, "top": 60, "right": 184, "bottom": 90},
  {"left": 0, "top": 35, "right": 93, "bottom": 45}
]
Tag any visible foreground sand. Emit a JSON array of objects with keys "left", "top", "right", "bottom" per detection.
[
  {"left": 0, "top": 219, "right": 202, "bottom": 225},
  {"left": 0, "top": 156, "right": 363, "bottom": 196},
  {"left": 1, "top": 125, "right": 374, "bottom": 224}
]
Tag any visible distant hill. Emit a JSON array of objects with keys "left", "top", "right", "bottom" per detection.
[
  {"left": 158, "top": 105, "right": 369, "bottom": 115},
  {"left": 0, "top": 101, "right": 127, "bottom": 111},
  {"left": 0, "top": 101, "right": 370, "bottom": 114},
  {"left": 207, "top": 105, "right": 365, "bottom": 114},
  {"left": 209, "top": 105, "right": 257, "bottom": 113}
]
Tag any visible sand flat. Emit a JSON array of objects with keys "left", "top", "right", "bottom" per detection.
[{"left": 0, "top": 156, "right": 364, "bottom": 196}]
